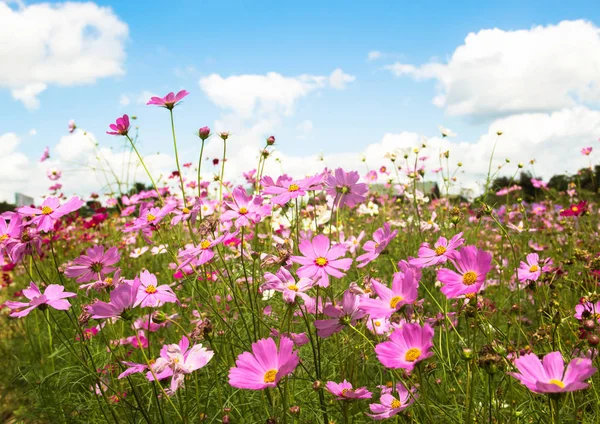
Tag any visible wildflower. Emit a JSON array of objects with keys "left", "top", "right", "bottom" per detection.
[
  {"left": 198, "top": 126, "right": 211, "bottom": 140},
  {"left": 177, "top": 235, "right": 226, "bottom": 268},
  {"left": 146, "top": 90, "right": 189, "bottom": 109},
  {"left": 367, "top": 384, "right": 417, "bottom": 420},
  {"left": 581, "top": 147, "right": 593, "bottom": 156},
  {"left": 5, "top": 282, "right": 76, "bottom": 318},
  {"left": 531, "top": 178, "right": 548, "bottom": 189},
  {"left": 375, "top": 322, "right": 434, "bottom": 372},
  {"left": 326, "top": 380, "right": 372, "bottom": 400},
  {"left": 47, "top": 168, "right": 61, "bottom": 181},
  {"left": 325, "top": 168, "right": 368, "bottom": 208},
  {"left": 221, "top": 186, "right": 271, "bottom": 228},
  {"left": 517, "top": 253, "right": 552, "bottom": 283},
  {"left": 359, "top": 270, "right": 419, "bottom": 318},
  {"left": 290, "top": 234, "right": 352, "bottom": 287},
  {"left": 228, "top": 337, "right": 299, "bottom": 390},
  {"left": 18, "top": 196, "right": 84, "bottom": 233},
  {"left": 130, "top": 247, "right": 149, "bottom": 258},
  {"left": 420, "top": 212, "right": 439, "bottom": 232},
  {"left": 147, "top": 335, "right": 214, "bottom": 393},
  {"left": 118, "top": 362, "right": 148, "bottom": 379},
  {"left": 356, "top": 222, "right": 398, "bottom": 268},
  {"left": 314, "top": 290, "right": 366, "bottom": 337},
  {"left": 575, "top": 301, "right": 600, "bottom": 322},
  {"left": 88, "top": 279, "right": 141, "bottom": 319},
  {"left": 106, "top": 114, "right": 131, "bottom": 136},
  {"left": 65, "top": 245, "right": 120, "bottom": 283},
  {"left": 262, "top": 267, "right": 314, "bottom": 303},
  {"left": 409, "top": 232, "right": 464, "bottom": 269},
  {"left": 560, "top": 201, "right": 587, "bottom": 217},
  {"left": 262, "top": 174, "right": 323, "bottom": 206},
  {"left": 509, "top": 351, "right": 596, "bottom": 393},
  {"left": 39, "top": 146, "right": 49, "bottom": 162},
  {"left": 437, "top": 246, "right": 492, "bottom": 299},
  {"left": 134, "top": 270, "right": 178, "bottom": 308},
  {"left": 68, "top": 119, "right": 76, "bottom": 133}
]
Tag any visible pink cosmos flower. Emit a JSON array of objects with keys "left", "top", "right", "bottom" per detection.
[
  {"left": 147, "top": 335, "right": 214, "bottom": 393},
  {"left": 531, "top": 178, "right": 548, "bottom": 189},
  {"left": 88, "top": 279, "right": 141, "bottom": 319},
  {"left": 47, "top": 168, "right": 62, "bottom": 180},
  {"left": 39, "top": 146, "right": 49, "bottom": 162},
  {"left": 437, "top": 246, "right": 492, "bottom": 299},
  {"left": 118, "top": 362, "right": 148, "bottom": 379},
  {"left": 509, "top": 351, "right": 596, "bottom": 394},
  {"left": 134, "top": 270, "right": 178, "bottom": 308},
  {"left": 367, "top": 384, "right": 417, "bottom": 420},
  {"left": 262, "top": 267, "right": 314, "bottom": 303},
  {"left": 177, "top": 234, "right": 226, "bottom": 268},
  {"left": 314, "top": 290, "right": 366, "bottom": 337},
  {"left": 68, "top": 119, "right": 76, "bottom": 133},
  {"left": 64, "top": 245, "right": 120, "bottom": 283},
  {"left": 325, "top": 168, "right": 368, "bottom": 208},
  {"left": 124, "top": 203, "right": 176, "bottom": 239},
  {"left": 228, "top": 337, "right": 299, "bottom": 390},
  {"left": 409, "top": 232, "right": 464, "bottom": 269},
  {"left": 18, "top": 196, "right": 84, "bottom": 233},
  {"left": 375, "top": 322, "right": 435, "bottom": 372},
  {"left": 575, "top": 301, "right": 600, "bottom": 322},
  {"left": 290, "top": 234, "right": 352, "bottom": 287},
  {"left": 325, "top": 380, "right": 372, "bottom": 400},
  {"left": 146, "top": 90, "right": 189, "bottom": 109},
  {"left": 581, "top": 147, "right": 593, "bottom": 156},
  {"left": 106, "top": 114, "right": 131, "bottom": 136},
  {"left": 356, "top": 222, "right": 398, "bottom": 268},
  {"left": 359, "top": 270, "right": 419, "bottom": 319},
  {"left": 5, "top": 282, "right": 76, "bottom": 318},
  {"left": 262, "top": 174, "right": 323, "bottom": 205},
  {"left": 221, "top": 186, "right": 271, "bottom": 228},
  {"left": 517, "top": 253, "right": 552, "bottom": 283}
]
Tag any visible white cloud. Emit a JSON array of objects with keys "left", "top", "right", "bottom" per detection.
[
  {"left": 199, "top": 69, "right": 355, "bottom": 119},
  {"left": 384, "top": 20, "right": 600, "bottom": 118},
  {"left": 136, "top": 90, "right": 157, "bottom": 105},
  {"left": 0, "top": 1, "right": 128, "bottom": 109},
  {"left": 29, "top": 128, "right": 37, "bottom": 136},
  {"left": 367, "top": 50, "right": 382, "bottom": 61},
  {"left": 119, "top": 94, "right": 131, "bottom": 106},
  {"left": 296, "top": 120, "right": 313, "bottom": 139}
]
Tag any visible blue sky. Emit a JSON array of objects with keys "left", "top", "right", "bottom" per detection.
[{"left": 1, "top": 0, "right": 600, "bottom": 201}]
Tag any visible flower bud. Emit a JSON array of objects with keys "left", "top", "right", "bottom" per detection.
[
  {"left": 199, "top": 126, "right": 211, "bottom": 140},
  {"left": 219, "top": 131, "right": 230, "bottom": 141},
  {"left": 153, "top": 311, "right": 167, "bottom": 324},
  {"left": 312, "top": 380, "right": 322, "bottom": 391},
  {"left": 588, "top": 334, "right": 600, "bottom": 346},
  {"left": 583, "top": 319, "right": 596, "bottom": 331},
  {"left": 289, "top": 406, "right": 300, "bottom": 416},
  {"left": 266, "top": 135, "right": 275, "bottom": 145}
]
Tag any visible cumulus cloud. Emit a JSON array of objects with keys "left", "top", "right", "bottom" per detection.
[
  {"left": 198, "top": 69, "right": 355, "bottom": 119},
  {"left": 384, "top": 20, "right": 600, "bottom": 118},
  {"left": 0, "top": 1, "right": 128, "bottom": 109}
]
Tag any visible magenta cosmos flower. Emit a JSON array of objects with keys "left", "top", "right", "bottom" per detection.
[
  {"left": 18, "top": 196, "right": 84, "bottom": 233},
  {"left": 517, "top": 253, "right": 551, "bottom": 283},
  {"left": 146, "top": 90, "right": 189, "bottom": 109},
  {"left": 39, "top": 146, "right": 50, "bottom": 162},
  {"left": 509, "top": 352, "right": 596, "bottom": 394},
  {"left": 314, "top": 290, "right": 366, "bottom": 337},
  {"left": 356, "top": 222, "right": 398, "bottom": 268},
  {"left": 290, "top": 234, "right": 352, "bottom": 287},
  {"left": 134, "top": 270, "right": 178, "bottom": 308},
  {"left": 409, "top": 232, "right": 465, "bottom": 269},
  {"left": 436, "top": 245, "right": 492, "bottom": 299},
  {"left": 88, "top": 279, "right": 141, "bottom": 319},
  {"left": 64, "top": 245, "right": 120, "bottom": 283},
  {"left": 177, "top": 234, "right": 226, "bottom": 268},
  {"left": 262, "top": 267, "right": 314, "bottom": 303},
  {"left": 106, "top": 114, "right": 130, "bottom": 136},
  {"left": 262, "top": 174, "right": 323, "bottom": 206},
  {"left": 375, "top": 322, "right": 435, "bottom": 372},
  {"left": 325, "top": 380, "right": 372, "bottom": 400},
  {"left": 147, "top": 335, "right": 214, "bottom": 393},
  {"left": 221, "top": 186, "right": 271, "bottom": 228},
  {"left": 367, "top": 384, "right": 416, "bottom": 420},
  {"left": 5, "top": 282, "right": 76, "bottom": 318},
  {"left": 575, "top": 301, "right": 600, "bottom": 322},
  {"left": 359, "top": 269, "right": 419, "bottom": 319},
  {"left": 228, "top": 336, "right": 299, "bottom": 390},
  {"left": 325, "top": 168, "right": 368, "bottom": 208}
]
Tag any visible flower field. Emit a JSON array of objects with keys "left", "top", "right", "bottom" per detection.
[{"left": 2, "top": 90, "right": 600, "bottom": 423}]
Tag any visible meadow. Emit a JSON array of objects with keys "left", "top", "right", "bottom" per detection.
[{"left": 1, "top": 89, "right": 600, "bottom": 423}]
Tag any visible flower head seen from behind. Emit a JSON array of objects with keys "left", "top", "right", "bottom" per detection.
[
  {"left": 88, "top": 279, "right": 140, "bottom": 319},
  {"left": 326, "top": 380, "right": 372, "bottom": 400},
  {"left": 375, "top": 322, "right": 434, "bottom": 372},
  {"left": 356, "top": 222, "right": 398, "bottom": 268},
  {"left": 5, "top": 282, "right": 76, "bottom": 318},
  {"left": 436, "top": 245, "right": 492, "bottom": 299},
  {"left": 315, "top": 290, "right": 366, "bottom": 337},
  {"left": 509, "top": 351, "right": 596, "bottom": 394},
  {"left": 106, "top": 114, "right": 130, "bottom": 136},
  {"left": 228, "top": 336, "right": 299, "bottom": 390},
  {"left": 146, "top": 90, "right": 189, "bottom": 109},
  {"left": 64, "top": 245, "right": 120, "bottom": 283}
]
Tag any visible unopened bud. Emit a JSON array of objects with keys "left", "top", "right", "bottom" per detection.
[
  {"left": 266, "top": 136, "right": 275, "bottom": 145},
  {"left": 199, "top": 126, "right": 211, "bottom": 140}
]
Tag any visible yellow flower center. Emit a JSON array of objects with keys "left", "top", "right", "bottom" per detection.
[
  {"left": 572, "top": 206, "right": 579, "bottom": 212},
  {"left": 105, "top": 277, "right": 113, "bottom": 285},
  {"left": 288, "top": 184, "right": 300, "bottom": 192},
  {"left": 374, "top": 321, "right": 381, "bottom": 327},
  {"left": 462, "top": 271, "right": 478, "bottom": 286},
  {"left": 389, "top": 296, "right": 404, "bottom": 309},
  {"left": 465, "top": 293, "right": 476, "bottom": 299},
  {"left": 390, "top": 398, "right": 402, "bottom": 409},
  {"left": 405, "top": 347, "right": 421, "bottom": 362},
  {"left": 287, "top": 284, "right": 299, "bottom": 291},
  {"left": 147, "top": 214, "right": 157, "bottom": 222},
  {"left": 315, "top": 257, "right": 328, "bottom": 267},
  {"left": 595, "top": 313, "right": 600, "bottom": 320},
  {"left": 200, "top": 240, "right": 211, "bottom": 249},
  {"left": 239, "top": 207, "right": 248, "bottom": 215},
  {"left": 41, "top": 206, "right": 53, "bottom": 215},
  {"left": 434, "top": 245, "right": 447, "bottom": 256},
  {"left": 341, "top": 388, "right": 354, "bottom": 397},
  {"left": 0, "top": 234, "right": 8, "bottom": 241},
  {"left": 182, "top": 207, "right": 190, "bottom": 214},
  {"left": 264, "top": 369, "right": 277, "bottom": 383},
  {"left": 172, "top": 358, "right": 179, "bottom": 364},
  {"left": 548, "top": 379, "right": 565, "bottom": 388},
  {"left": 145, "top": 285, "right": 157, "bottom": 294},
  {"left": 427, "top": 220, "right": 433, "bottom": 225},
  {"left": 529, "top": 265, "right": 539, "bottom": 272}
]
